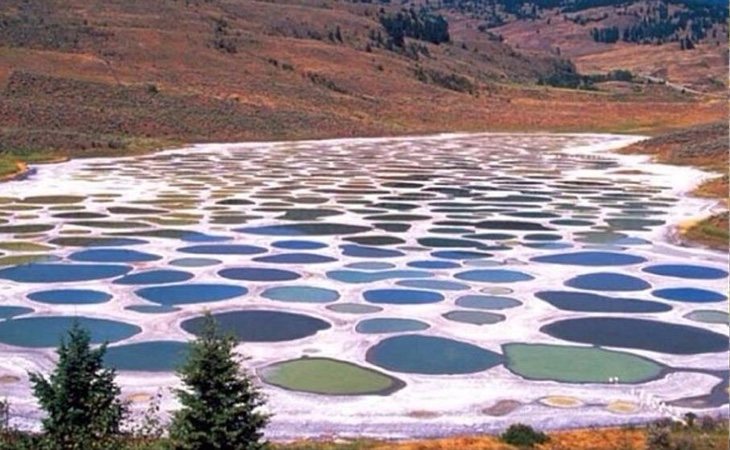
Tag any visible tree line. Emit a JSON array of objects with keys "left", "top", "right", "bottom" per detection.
[{"left": 0, "top": 315, "right": 267, "bottom": 450}]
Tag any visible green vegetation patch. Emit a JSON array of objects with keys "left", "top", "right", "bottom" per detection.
[
  {"left": 503, "top": 343, "right": 664, "bottom": 384},
  {"left": 260, "top": 357, "right": 404, "bottom": 396}
]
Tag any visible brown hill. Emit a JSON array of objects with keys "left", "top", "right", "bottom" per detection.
[{"left": 0, "top": 0, "right": 725, "bottom": 162}]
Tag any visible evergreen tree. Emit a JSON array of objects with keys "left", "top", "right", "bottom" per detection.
[
  {"left": 29, "top": 322, "right": 125, "bottom": 450},
  {"left": 170, "top": 314, "right": 268, "bottom": 450}
]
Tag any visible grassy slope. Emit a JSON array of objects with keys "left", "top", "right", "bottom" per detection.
[
  {"left": 0, "top": 0, "right": 725, "bottom": 179},
  {"left": 621, "top": 122, "right": 729, "bottom": 250}
]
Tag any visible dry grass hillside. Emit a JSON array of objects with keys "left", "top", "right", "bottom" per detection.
[{"left": 0, "top": 0, "right": 724, "bottom": 172}]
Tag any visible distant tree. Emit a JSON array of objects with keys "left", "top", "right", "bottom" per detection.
[
  {"left": 29, "top": 322, "right": 126, "bottom": 450},
  {"left": 169, "top": 313, "right": 268, "bottom": 450}
]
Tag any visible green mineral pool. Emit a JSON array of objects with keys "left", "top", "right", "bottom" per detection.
[
  {"left": 260, "top": 357, "right": 404, "bottom": 395},
  {"left": 503, "top": 343, "right": 665, "bottom": 384}
]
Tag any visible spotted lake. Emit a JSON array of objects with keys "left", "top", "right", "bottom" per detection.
[{"left": 0, "top": 134, "right": 727, "bottom": 438}]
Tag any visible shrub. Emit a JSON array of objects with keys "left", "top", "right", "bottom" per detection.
[{"left": 500, "top": 423, "right": 549, "bottom": 448}]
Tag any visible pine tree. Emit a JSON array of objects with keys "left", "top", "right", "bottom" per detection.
[
  {"left": 29, "top": 322, "right": 125, "bottom": 450},
  {"left": 170, "top": 313, "right": 269, "bottom": 450}
]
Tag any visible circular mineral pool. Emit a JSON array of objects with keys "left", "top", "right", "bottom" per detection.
[
  {"left": 69, "top": 249, "right": 161, "bottom": 263},
  {"left": 476, "top": 220, "right": 553, "bottom": 231},
  {"left": 104, "top": 340, "right": 190, "bottom": 372},
  {"left": 135, "top": 284, "right": 247, "bottom": 305},
  {"left": 0, "top": 316, "right": 140, "bottom": 347},
  {"left": 407, "top": 260, "right": 460, "bottom": 269},
  {"left": 181, "top": 310, "right": 330, "bottom": 342},
  {"left": 455, "top": 295, "right": 522, "bottom": 310},
  {"left": 684, "top": 310, "right": 729, "bottom": 325},
  {"left": 340, "top": 245, "right": 404, "bottom": 258},
  {"left": 326, "top": 269, "right": 432, "bottom": 284},
  {"left": 125, "top": 305, "right": 180, "bottom": 314},
  {"left": 454, "top": 269, "right": 534, "bottom": 283},
  {"left": 169, "top": 257, "right": 221, "bottom": 267},
  {"left": 261, "top": 286, "right": 340, "bottom": 304},
  {"left": 238, "top": 223, "right": 370, "bottom": 236},
  {"left": 253, "top": 253, "right": 337, "bottom": 264},
  {"left": 272, "top": 240, "right": 327, "bottom": 250},
  {"left": 363, "top": 289, "right": 444, "bottom": 305},
  {"left": 651, "top": 288, "right": 727, "bottom": 303},
  {"left": 260, "top": 357, "right": 404, "bottom": 395},
  {"left": 642, "top": 264, "right": 729, "bottom": 280},
  {"left": 49, "top": 237, "right": 148, "bottom": 247},
  {"left": 396, "top": 279, "right": 469, "bottom": 291},
  {"left": 113, "top": 270, "right": 194, "bottom": 285},
  {"left": 366, "top": 334, "right": 502, "bottom": 375},
  {"left": 541, "top": 317, "right": 729, "bottom": 354},
  {"left": 356, "top": 318, "right": 430, "bottom": 334},
  {"left": 28, "top": 289, "right": 112, "bottom": 305},
  {"left": 177, "top": 244, "right": 267, "bottom": 255},
  {"left": 326, "top": 303, "right": 383, "bottom": 314},
  {"left": 219, "top": 267, "right": 300, "bottom": 282},
  {"left": 0, "top": 306, "right": 33, "bottom": 320},
  {"left": 442, "top": 310, "right": 505, "bottom": 325},
  {"left": 0, "top": 263, "right": 132, "bottom": 283},
  {"left": 345, "top": 262, "right": 396, "bottom": 271},
  {"left": 534, "top": 291, "right": 671, "bottom": 313},
  {"left": 564, "top": 273, "right": 651, "bottom": 291},
  {"left": 503, "top": 343, "right": 664, "bottom": 383},
  {"left": 431, "top": 250, "right": 492, "bottom": 260},
  {"left": 531, "top": 251, "right": 646, "bottom": 266}
]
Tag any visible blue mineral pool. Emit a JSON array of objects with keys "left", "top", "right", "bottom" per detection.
[
  {"left": 443, "top": 310, "right": 505, "bottom": 325},
  {"left": 104, "top": 341, "right": 190, "bottom": 372},
  {"left": 262, "top": 286, "right": 340, "bottom": 303},
  {"left": 69, "top": 249, "right": 162, "bottom": 263},
  {"left": 531, "top": 251, "right": 646, "bottom": 266},
  {"left": 135, "top": 284, "right": 247, "bottom": 305},
  {"left": 219, "top": 267, "right": 301, "bottom": 282},
  {"left": 113, "top": 270, "right": 194, "bottom": 285},
  {"left": 0, "top": 306, "right": 33, "bottom": 320},
  {"left": 326, "top": 269, "right": 432, "bottom": 284},
  {"left": 177, "top": 244, "right": 267, "bottom": 255},
  {"left": 28, "top": 289, "right": 112, "bottom": 305},
  {"left": 565, "top": 272, "right": 651, "bottom": 291},
  {"left": 455, "top": 295, "right": 522, "bottom": 310},
  {"left": 181, "top": 310, "right": 330, "bottom": 342},
  {"left": 642, "top": 264, "right": 729, "bottom": 280},
  {"left": 407, "top": 260, "right": 461, "bottom": 269},
  {"left": 356, "top": 318, "right": 430, "bottom": 334},
  {"left": 363, "top": 289, "right": 444, "bottom": 305},
  {"left": 253, "top": 253, "right": 337, "bottom": 264},
  {"left": 366, "top": 334, "right": 502, "bottom": 374},
  {"left": 238, "top": 223, "right": 371, "bottom": 236},
  {"left": 272, "top": 240, "right": 327, "bottom": 250},
  {"left": 541, "top": 317, "right": 729, "bottom": 354},
  {"left": 340, "top": 245, "right": 404, "bottom": 258},
  {"left": 0, "top": 263, "right": 132, "bottom": 283},
  {"left": 651, "top": 288, "right": 727, "bottom": 303},
  {"left": 535, "top": 291, "right": 671, "bottom": 313},
  {"left": 454, "top": 269, "right": 534, "bottom": 283},
  {"left": 0, "top": 316, "right": 140, "bottom": 347},
  {"left": 396, "top": 279, "right": 470, "bottom": 291}
]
